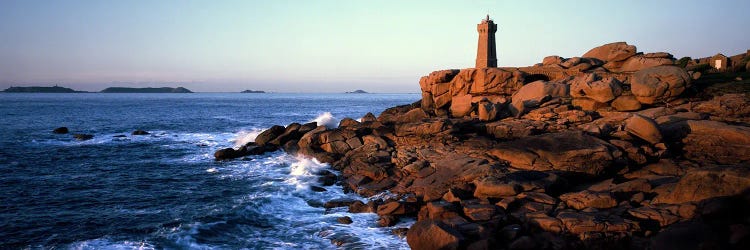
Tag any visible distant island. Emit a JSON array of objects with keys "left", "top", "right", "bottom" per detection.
[
  {"left": 100, "top": 87, "right": 193, "bottom": 93},
  {"left": 2, "top": 86, "right": 86, "bottom": 93},
  {"left": 345, "top": 89, "right": 368, "bottom": 94},
  {"left": 241, "top": 90, "right": 266, "bottom": 93}
]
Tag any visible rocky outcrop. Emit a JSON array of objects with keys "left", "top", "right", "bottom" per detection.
[
  {"left": 570, "top": 74, "right": 623, "bottom": 103},
  {"left": 214, "top": 41, "right": 750, "bottom": 249},
  {"left": 420, "top": 68, "right": 524, "bottom": 117},
  {"left": 631, "top": 66, "right": 691, "bottom": 104},
  {"left": 653, "top": 166, "right": 750, "bottom": 204},
  {"left": 510, "top": 80, "right": 569, "bottom": 116},
  {"left": 680, "top": 120, "right": 750, "bottom": 164},
  {"left": 418, "top": 42, "right": 689, "bottom": 119},
  {"left": 407, "top": 220, "right": 463, "bottom": 250},
  {"left": 490, "top": 131, "right": 620, "bottom": 175},
  {"left": 618, "top": 54, "right": 675, "bottom": 72},
  {"left": 582, "top": 42, "right": 637, "bottom": 63}
]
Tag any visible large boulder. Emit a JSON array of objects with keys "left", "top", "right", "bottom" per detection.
[
  {"left": 451, "top": 68, "right": 525, "bottom": 96},
  {"left": 510, "top": 81, "right": 569, "bottom": 116},
  {"left": 474, "top": 171, "right": 564, "bottom": 198},
  {"left": 395, "top": 119, "right": 453, "bottom": 137},
  {"left": 490, "top": 131, "right": 620, "bottom": 175},
  {"left": 625, "top": 114, "right": 662, "bottom": 144},
  {"left": 559, "top": 190, "right": 618, "bottom": 210},
  {"left": 484, "top": 118, "right": 544, "bottom": 140},
  {"left": 570, "top": 74, "right": 623, "bottom": 103},
  {"left": 557, "top": 211, "right": 639, "bottom": 235},
  {"left": 254, "top": 125, "right": 286, "bottom": 146},
  {"left": 618, "top": 55, "right": 675, "bottom": 72},
  {"left": 611, "top": 95, "right": 642, "bottom": 111},
  {"left": 542, "top": 55, "right": 564, "bottom": 66},
  {"left": 474, "top": 176, "right": 522, "bottom": 198},
  {"left": 419, "top": 69, "right": 460, "bottom": 93},
  {"left": 398, "top": 108, "right": 429, "bottom": 123},
  {"left": 450, "top": 94, "right": 473, "bottom": 117},
  {"left": 653, "top": 166, "right": 750, "bottom": 204},
  {"left": 419, "top": 70, "right": 460, "bottom": 111},
  {"left": 419, "top": 68, "right": 524, "bottom": 115},
  {"left": 631, "top": 66, "right": 691, "bottom": 104},
  {"left": 582, "top": 42, "right": 637, "bottom": 62},
  {"left": 408, "top": 153, "right": 494, "bottom": 201},
  {"left": 691, "top": 94, "right": 750, "bottom": 123},
  {"left": 681, "top": 120, "right": 750, "bottom": 164},
  {"left": 407, "top": 220, "right": 464, "bottom": 250},
  {"left": 477, "top": 98, "right": 500, "bottom": 121}
]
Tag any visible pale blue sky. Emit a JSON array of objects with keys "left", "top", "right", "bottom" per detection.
[{"left": 1, "top": 0, "right": 748, "bottom": 92}]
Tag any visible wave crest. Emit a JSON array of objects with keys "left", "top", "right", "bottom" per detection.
[
  {"left": 233, "top": 129, "right": 262, "bottom": 148},
  {"left": 310, "top": 112, "right": 339, "bottom": 129}
]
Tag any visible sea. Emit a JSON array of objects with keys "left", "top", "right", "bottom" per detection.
[{"left": 0, "top": 93, "right": 421, "bottom": 249}]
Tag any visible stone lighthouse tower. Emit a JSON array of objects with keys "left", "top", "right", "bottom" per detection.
[{"left": 476, "top": 15, "right": 498, "bottom": 68}]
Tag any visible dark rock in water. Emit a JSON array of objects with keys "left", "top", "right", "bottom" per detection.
[
  {"left": 132, "top": 130, "right": 150, "bottom": 135},
  {"left": 310, "top": 186, "right": 327, "bottom": 192},
  {"left": 113, "top": 135, "right": 127, "bottom": 138},
  {"left": 348, "top": 200, "right": 376, "bottom": 213},
  {"left": 52, "top": 127, "right": 69, "bottom": 134},
  {"left": 306, "top": 200, "right": 324, "bottom": 208},
  {"left": 317, "top": 170, "right": 337, "bottom": 186},
  {"left": 213, "top": 143, "right": 279, "bottom": 161},
  {"left": 324, "top": 198, "right": 358, "bottom": 209},
  {"left": 73, "top": 134, "right": 93, "bottom": 141},
  {"left": 377, "top": 215, "right": 399, "bottom": 227},
  {"left": 336, "top": 216, "right": 353, "bottom": 224},
  {"left": 254, "top": 125, "right": 286, "bottom": 146},
  {"left": 214, "top": 148, "right": 239, "bottom": 160},
  {"left": 392, "top": 228, "right": 409, "bottom": 238}
]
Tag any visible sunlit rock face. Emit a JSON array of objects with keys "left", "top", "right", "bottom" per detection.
[{"left": 221, "top": 40, "right": 750, "bottom": 249}]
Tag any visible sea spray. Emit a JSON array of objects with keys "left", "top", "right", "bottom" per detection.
[
  {"left": 232, "top": 129, "right": 262, "bottom": 148},
  {"left": 310, "top": 112, "right": 339, "bottom": 129},
  {"left": 288, "top": 156, "right": 331, "bottom": 190}
]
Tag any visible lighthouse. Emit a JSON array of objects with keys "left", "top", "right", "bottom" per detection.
[{"left": 476, "top": 15, "right": 498, "bottom": 68}]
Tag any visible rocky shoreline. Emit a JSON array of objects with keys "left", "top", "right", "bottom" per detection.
[{"left": 215, "top": 42, "right": 750, "bottom": 249}]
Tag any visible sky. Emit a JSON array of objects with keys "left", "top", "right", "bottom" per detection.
[{"left": 1, "top": 0, "right": 749, "bottom": 93}]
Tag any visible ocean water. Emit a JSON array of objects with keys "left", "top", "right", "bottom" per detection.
[{"left": 0, "top": 93, "right": 420, "bottom": 249}]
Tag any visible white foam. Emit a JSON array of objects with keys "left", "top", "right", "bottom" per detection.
[
  {"left": 232, "top": 129, "right": 262, "bottom": 148},
  {"left": 163, "top": 151, "right": 410, "bottom": 249},
  {"left": 289, "top": 157, "right": 327, "bottom": 176},
  {"left": 310, "top": 112, "right": 339, "bottom": 129},
  {"left": 67, "top": 238, "right": 156, "bottom": 250}
]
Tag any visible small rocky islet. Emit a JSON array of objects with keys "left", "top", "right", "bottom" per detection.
[{"left": 215, "top": 41, "right": 750, "bottom": 249}]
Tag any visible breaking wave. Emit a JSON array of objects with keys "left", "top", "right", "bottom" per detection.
[{"left": 310, "top": 112, "right": 339, "bottom": 129}]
